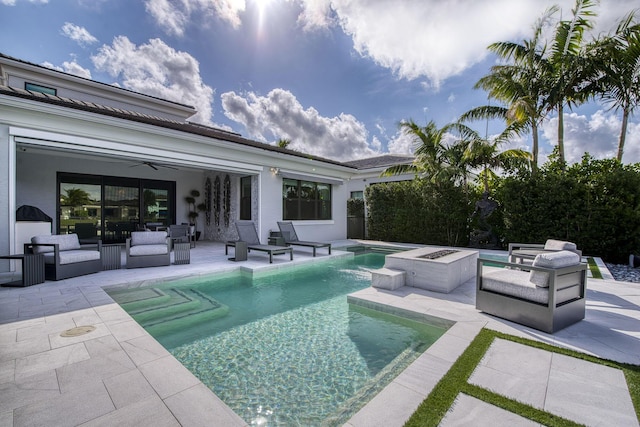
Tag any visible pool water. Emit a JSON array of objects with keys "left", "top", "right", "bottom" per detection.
[{"left": 108, "top": 254, "right": 447, "bottom": 426}]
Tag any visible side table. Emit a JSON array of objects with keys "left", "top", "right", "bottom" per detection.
[
  {"left": 100, "top": 243, "right": 123, "bottom": 270},
  {"left": 229, "top": 241, "right": 247, "bottom": 262},
  {"left": 0, "top": 254, "right": 45, "bottom": 287},
  {"left": 173, "top": 242, "right": 191, "bottom": 265}
]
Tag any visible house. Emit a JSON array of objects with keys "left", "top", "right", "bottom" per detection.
[{"left": 0, "top": 52, "right": 413, "bottom": 265}]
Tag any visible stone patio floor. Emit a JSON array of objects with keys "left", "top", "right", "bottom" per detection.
[{"left": 1, "top": 240, "right": 638, "bottom": 426}]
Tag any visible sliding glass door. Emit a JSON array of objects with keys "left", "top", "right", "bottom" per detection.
[{"left": 58, "top": 173, "right": 176, "bottom": 243}]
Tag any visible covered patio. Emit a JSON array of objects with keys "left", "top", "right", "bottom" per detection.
[{"left": 1, "top": 241, "right": 638, "bottom": 426}]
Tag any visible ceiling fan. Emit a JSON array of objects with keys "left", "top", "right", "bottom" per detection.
[{"left": 129, "top": 161, "right": 179, "bottom": 171}]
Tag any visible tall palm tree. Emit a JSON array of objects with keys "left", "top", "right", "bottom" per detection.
[
  {"left": 461, "top": 7, "right": 556, "bottom": 173},
  {"left": 588, "top": 13, "right": 640, "bottom": 161},
  {"left": 545, "top": 0, "right": 597, "bottom": 166}
]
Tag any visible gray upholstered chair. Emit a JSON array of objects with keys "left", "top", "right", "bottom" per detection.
[
  {"left": 125, "top": 231, "right": 170, "bottom": 268},
  {"left": 277, "top": 221, "right": 331, "bottom": 257},
  {"left": 508, "top": 239, "right": 582, "bottom": 264},
  {"left": 476, "top": 250, "right": 587, "bottom": 333},
  {"left": 26, "top": 234, "right": 102, "bottom": 280}
]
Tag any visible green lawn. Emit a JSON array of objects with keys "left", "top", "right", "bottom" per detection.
[{"left": 405, "top": 328, "right": 640, "bottom": 426}]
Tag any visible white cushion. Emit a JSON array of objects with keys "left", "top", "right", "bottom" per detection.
[
  {"left": 482, "top": 267, "right": 582, "bottom": 304},
  {"left": 43, "top": 250, "right": 100, "bottom": 265},
  {"left": 31, "top": 234, "right": 81, "bottom": 254},
  {"left": 130, "top": 244, "right": 168, "bottom": 256},
  {"left": 529, "top": 250, "right": 581, "bottom": 287},
  {"left": 130, "top": 231, "right": 167, "bottom": 246},
  {"left": 544, "top": 239, "right": 577, "bottom": 252}
]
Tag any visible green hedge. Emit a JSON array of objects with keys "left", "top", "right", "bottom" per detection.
[
  {"left": 364, "top": 156, "right": 640, "bottom": 263},
  {"left": 365, "top": 180, "right": 473, "bottom": 247}
]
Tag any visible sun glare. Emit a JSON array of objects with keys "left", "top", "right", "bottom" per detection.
[{"left": 252, "top": 0, "right": 275, "bottom": 38}]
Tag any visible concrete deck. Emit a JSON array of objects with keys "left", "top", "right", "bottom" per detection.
[{"left": 1, "top": 241, "right": 638, "bottom": 426}]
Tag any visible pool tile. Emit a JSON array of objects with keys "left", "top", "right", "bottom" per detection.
[
  {"left": 138, "top": 354, "right": 200, "bottom": 399},
  {"left": 103, "top": 369, "right": 157, "bottom": 409},
  {"left": 164, "top": 383, "right": 247, "bottom": 427},
  {"left": 13, "top": 381, "right": 115, "bottom": 427}
]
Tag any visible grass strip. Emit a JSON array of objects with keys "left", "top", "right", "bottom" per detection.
[
  {"left": 404, "top": 328, "right": 640, "bottom": 426},
  {"left": 587, "top": 257, "right": 603, "bottom": 279}
]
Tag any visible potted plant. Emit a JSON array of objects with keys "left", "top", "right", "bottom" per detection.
[{"left": 185, "top": 189, "right": 206, "bottom": 241}]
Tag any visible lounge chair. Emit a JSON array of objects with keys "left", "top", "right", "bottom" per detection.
[
  {"left": 476, "top": 250, "right": 587, "bottom": 333},
  {"left": 277, "top": 221, "right": 332, "bottom": 257},
  {"left": 508, "top": 239, "right": 582, "bottom": 264},
  {"left": 234, "top": 221, "right": 293, "bottom": 263},
  {"left": 25, "top": 233, "right": 102, "bottom": 280}
]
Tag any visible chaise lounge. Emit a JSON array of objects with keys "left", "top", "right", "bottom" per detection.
[
  {"left": 476, "top": 250, "right": 587, "bottom": 333},
  {"left": 25, "top": 234, "right": 102, "bottom": 280},
  {"left": 126, "top": 231, "right": 171, "bottom": 269},
  {"left": 277, "top": 221, "right": 332, "bottom": 257},
  {"left": 233, "top": 221, "right": 293, "bottom": 263}
]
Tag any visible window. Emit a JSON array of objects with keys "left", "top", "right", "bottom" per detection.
[
  {"left": 240, "top": 176, "right": 252, "bottom": 220},
  {"left": 283, "top": 179, "right": 331, "bottom": 220},
  {"left": 58, "top": 173, "right": 176, "bottom": 243},
  {"left": 25, "top": 82, "right": 57, "bottom": 96},
  {"left": 350, "top": 191, "right": 364, "bottom": 200}
]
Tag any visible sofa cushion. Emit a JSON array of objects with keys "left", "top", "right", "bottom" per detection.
[
  {"left": 482, "top": 268, "right": 581, "bottom": 305},
  {"left": 43, "top": 249, "right": 101, "bottom": 265},
  {"left": 130, "top": 244, "right": 168, "bottom": 256},
  {"left": 529, "top": 250, "right": 581, "bottom": 287},
  {"left": 544, "top": 239, "right": 577, "bottom": 252},
  {"left": 31, "top": 234, "right": 81, "bottom": 254},
  {"left": 131, "top": 231, "right": 167, "bottom": 246}
]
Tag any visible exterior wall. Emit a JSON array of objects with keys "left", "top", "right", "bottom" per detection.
[
  {"left": 0, "top": 124, "right": 10, "bottom": 261},
  {"left": 2, "top": 64, "right": 195, "bottom": 121},
  {"left": 16, "top": 150, "right": 203, "bottom": 232}
]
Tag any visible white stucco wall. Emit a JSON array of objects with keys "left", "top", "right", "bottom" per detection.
[
  {"left": 0, "top": 124, "right": 10, "bottom": 260},
  {"left": 16, "top": 150, "right": 203, "bottom": 233}
]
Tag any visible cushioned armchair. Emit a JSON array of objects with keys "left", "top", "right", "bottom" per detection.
[
  {"left": 508, "top": 239, "right": 582, "bottom": 264},
  {"left": 476, "top": 250, "right": 587, "bottom": 333},
  {"left": 25, "top": 234, "right": 102, "bottom": 280},
  {"left": 126, "top": 231, "right": 171, "bottom": 269}
]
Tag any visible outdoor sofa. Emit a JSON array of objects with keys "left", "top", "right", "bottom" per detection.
[
  {"left": 25, "top": 233, "right": 102, "bottom": 280},
  {"left": 476, "top": 250, "right": 587, "bottom": 333},
  {"left": 126, "top": 231, "right": 171, "bottom": 269},
  {"left": 277, "top": 221, "right": 332, "bottom": 257}
]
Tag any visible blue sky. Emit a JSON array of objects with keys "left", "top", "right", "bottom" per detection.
[{"left": 1, "top": 0, "right": 639, "bottom": 164}]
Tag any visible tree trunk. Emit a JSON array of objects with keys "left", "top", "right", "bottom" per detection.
[
  {"left": 531, "top": 122, "right": 539, "bottom": 174},
  {"left": 617, "top": 108, "right": 629, "bottom": 162},
  {"left": 557, "top": 103, "right": 565, "bottom": 168}
]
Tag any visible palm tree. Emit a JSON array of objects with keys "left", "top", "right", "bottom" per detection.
[
  {"left": 545, "top": 0, "right": 597, "bottom": 165},
  {"left": 461, "top": 7, "right": 556, "bottom": 173},
  {"left": 462, "top": 126, "right": 532, "bottom": 194},
  {"left": 277, "top": 138, "right": 291, "bottom": 148},
  {"left": 588, "top": 12, "right": 640, "bottom": 161},
  {"left": 381, "top": 120, "right": 472, "bottom": 186}
]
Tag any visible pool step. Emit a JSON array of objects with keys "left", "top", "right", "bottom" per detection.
[{"left": 110, "top": 287, "right": 229, "bottom": 334}]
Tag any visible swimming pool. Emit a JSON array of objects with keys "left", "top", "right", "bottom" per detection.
[{"left": 107, "top": 254, "right": 448, "bottom": 426}]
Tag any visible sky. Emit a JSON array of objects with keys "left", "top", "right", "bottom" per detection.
[{"left": 1, "top": 0, "right": 639, "bottom": 165}]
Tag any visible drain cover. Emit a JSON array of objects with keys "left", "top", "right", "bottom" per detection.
[{"left": 60, "top": 325, "right": 96, "bottom": 337}]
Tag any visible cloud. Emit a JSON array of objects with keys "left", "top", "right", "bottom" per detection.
[
  {"left": 1, "top": 0, "right": 47, "bottom": 5},
  {"left": 221, "top": 88, "right": 379, "bottom": 161},
  {"left": 61, "top": 22, "right": 98, "bottom": 46},
  {"left": 144, "top": 0, "right": 245, "bottom": 36},
  {"left": 91, "top": 36, "right": 214, "bottom": 124},
  {"left": 387, "top": 129, "right": 414, "bottom": 155},
  {"left": 539, "top": 110, "right": 636, "bottom": 164},
  {"left": 144, "top": 0, "right": 190, "bottom": 37},
  {"left": 41, "top": 60, "right": 92, "bottom": 79}
]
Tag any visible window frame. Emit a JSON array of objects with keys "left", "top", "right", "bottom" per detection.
[{"left": 282, "top": 178, "right": 332, "bottom": 220}]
